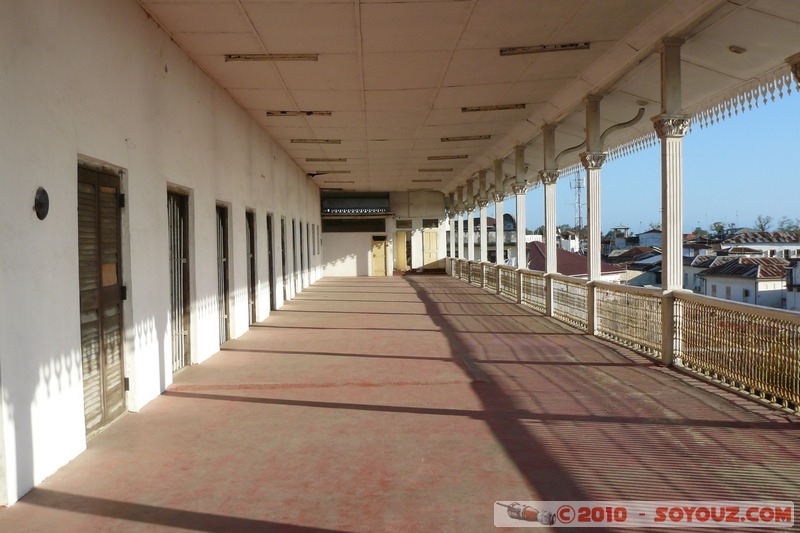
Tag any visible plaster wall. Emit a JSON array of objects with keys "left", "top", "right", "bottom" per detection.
[
  {"left": 0, "top": 0, "right": 319, "bottom": 504},
  {"left": 322, "top": 233, "right": 377, "bottom": 277}
]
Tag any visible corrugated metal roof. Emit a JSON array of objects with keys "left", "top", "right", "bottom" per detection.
[
  {"left": 700, "top": 257, "right": 789, "bottom": 280},
  {"left": 724, "top": 231, "right": 800, "bottom": 245}
]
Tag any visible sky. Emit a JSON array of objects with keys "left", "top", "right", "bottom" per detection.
[{"left": 489, "top": 90, "right": 799, "bottom": 235}]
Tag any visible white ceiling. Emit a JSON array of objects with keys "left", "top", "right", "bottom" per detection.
[{"left": 137, "top": 0, "right": 800, "bottom": 194}]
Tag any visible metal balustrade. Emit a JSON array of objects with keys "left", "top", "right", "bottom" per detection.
[
  {"left": 520, "top": 270, "right": 547, "bottom": 313},
  {"left": 675, "top": 292, "right": 800, "bottom": 411},
  {"left": 550, "top": 274, "right": 588, "bottom": 330},
  {"left": 498, "top": 266, "right": 517, "bottom": 300},
  {"left": 484, "top": 263, "right": 498, "bottom": 292},
  {"left": 469, "top": 262, "right": 482, "bottom": 287},
  {"left": 595, "top": 282, "right": 662, "bottom": 359},
  {"left": 443, "top": 257, "right": 800, "bottom": 414}
]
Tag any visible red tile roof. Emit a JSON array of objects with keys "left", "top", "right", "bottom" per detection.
[{"left": 526, "top": 241, "right": 625, "bottom": 277}]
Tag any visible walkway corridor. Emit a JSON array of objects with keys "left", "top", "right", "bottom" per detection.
[{"left": 1, "top": 276, "right": 798, "bottom": 532}]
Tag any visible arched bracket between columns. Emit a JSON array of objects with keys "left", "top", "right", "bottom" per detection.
[{"left": 600, "top": 107, "right": 646, "bottom": 144}]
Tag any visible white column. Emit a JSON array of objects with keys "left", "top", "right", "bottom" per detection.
[
  {"left": 581, "top": 95, "right": 605, "bottom": 282},
  {"left": 447, "top": 213, "right": 455, "bottom": 258},
  {"left": 494, "top": 194, "right": 504, "bottom": 265},
  {"left": 654, "top": 38, "right": 689, "bottom": 292},
  {"left": 540, "top": 171, "right": 559, "bottom": 273},
  {"left": 513, "top": 184, "right": 527, "bottom": 269},
  {"left": 582, "top": 154, "right": 605, "bottom": 281},
  {"left": 447, "top": 192, "right": 455, "bottom": 258},
  {"left": 493, "top": 159, "right": 504, "bottom": 265},
  {"left": 478, "top": 200, "right": 489, "bottom": 263},
  {"left": 654, "top": 37, "right": 689, "bottom": 368},
  {"left": 467, "top": 205, "right": 475, "bottom": 260},
  {"left": 457, "top": 211, "right": 464, "bottom": 259},
  {"left": 513, "top": 146, "right": 528, "bottom": 269},
  {"left": 541, "top": 125, "right": 558, "bottom": 275}
]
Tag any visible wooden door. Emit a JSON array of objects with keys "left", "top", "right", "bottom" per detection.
[
  {"left": 266, "top": 214, "right": 276, "bottom": 310},
  {"left": 371, "top": 238, "right": 387, "bottom": 276},
  {"left": 246, "top": 211, "right": 257, "bottom": 325},
  {"left": 216, "top": 206, "right": 230, "bottom": 345},
  {"left": 423, "top": 229, "right": 438, "bottom": 267},
  {"left": 78, "top": 166, "right": 126, "bottom": 436},
  {"left": 394, "top": 231, "right": 409, "bottom": 271}
]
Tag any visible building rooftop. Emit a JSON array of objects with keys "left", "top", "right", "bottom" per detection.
[
  {"left": 724, "top": 231, "right": 800, "bottom": 245},
  {"left": 700, "top": 257, "right": 789, "bottom": 280},
  {"left": 526, "top": 241, "right": 624, "bottom": 277}
]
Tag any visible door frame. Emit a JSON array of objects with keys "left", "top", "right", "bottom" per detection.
[
  {"left": 266, "top": 213, "right": 277, "bottom": 311},
  {"left": 77, "top": 161, "right": 129, "bottom": 437}
]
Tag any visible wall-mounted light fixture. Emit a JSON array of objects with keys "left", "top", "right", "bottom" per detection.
[{"left": 34, "top": 187, "right": 49, "bottom": 220}]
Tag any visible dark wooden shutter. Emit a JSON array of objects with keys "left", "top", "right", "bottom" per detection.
[{"left": 78, "top": 166, "right": 125, "bottom": 436}]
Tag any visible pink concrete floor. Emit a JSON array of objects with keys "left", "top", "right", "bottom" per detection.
[{"left": 1, "top": 275, "right": 798, "bottom": 532}]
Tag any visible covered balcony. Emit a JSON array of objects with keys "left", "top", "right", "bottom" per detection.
[
  {"left": 1, "top": 0, "right": 799, "bottom": 526},
  {"left": 0, "top": 275, "right": 797, "bottom": 531}
]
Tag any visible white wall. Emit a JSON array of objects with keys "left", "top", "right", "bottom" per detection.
[
  {"left": 703, "top": 276, "right": 785, "bottom": 308},
  {"left": 322, "top": 233, "right": 375, "bottom": 276},
  {"left": 0, "top": 0, "right": 319, "bottom": 504}
]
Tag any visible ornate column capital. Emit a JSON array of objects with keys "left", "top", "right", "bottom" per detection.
[
  {"left": 580, "top": 152, "right": 607, "bottom": 170},
  {"left": 511, "top": 183, "right": 529, "bottom": 195},
  {"left": 652, "top": 115, "right": 691, "bottom": 139},
  {"left": 477, "top": 199, "right": 490, "bottom": 209},
  {"left": 464, "top": 203, "right": 475, "bottom": 212},
  {"left": 492, "top": 192, "right": 505, "bottom": 203},
  {"left": 538, "top": 170, "right": 559, "bottom": 186}
]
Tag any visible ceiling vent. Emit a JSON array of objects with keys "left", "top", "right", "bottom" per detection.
[{"left": 500, "top": 42, "right": 590, "bottom": 56}]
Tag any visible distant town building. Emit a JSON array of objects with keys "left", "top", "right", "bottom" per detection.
[{"left": 698, "top": 257, "right": 788, "bottom": 308}]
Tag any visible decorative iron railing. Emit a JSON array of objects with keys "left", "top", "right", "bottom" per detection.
[
  {"left": 445, "top": 257, "right": 799, "bottom": 415},
  {"left": 595, "top": 281, "right": 662, "bottom": 359},
  {"left": 550, "top": 273, "right": 588, "bottom": 330},
  {"left": 484, "top": 264, "right": 498, "bottom": 292},
  {"left": 498, "top": 265, "right": 517, "bottom": 300},
  {"left": 675, "top": 292, "right": 800, "bottom": 411},
  {"left": 520, "top": 270, "right": 547, "bottom": 313},
  {"left": 469, "top": 262, "right": 482, "bottom": 287}
]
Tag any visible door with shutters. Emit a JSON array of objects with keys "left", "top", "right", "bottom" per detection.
[
  {"left": 246, "top": 211, "right": 257, "bottom": 325},
  {"left": 280, "top": 218, "right": 288, "bottom": 301},
  {"left": 216, "top": 206, "right": 230, "bottom": 345},
  {"left": 168, "top": 192, "right": 190, "bottom": 373},
  {"left": 78, "top": 165, "right": 126, "bottom": 436},
  {"left": 266, "top": 214, "right": 276, "bottom": 310}
]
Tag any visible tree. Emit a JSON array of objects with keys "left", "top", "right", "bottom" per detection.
[
  {"left": 754, "top": 214, "right": 773, "bottom": 231},
  {"left": 692, "top": 226, "right": 709, "bottom": 238},
  {"left": 532, "top": 225, "right": 545, "bottom": 235},
  {"left": 648, "top": 221, "right": 662, "bottom": 231},
  {"left": 710, "top": 221, "right": 728, "bottom": 235},
  {"left": 777, "top": 216, "right": 800, "bottom": 232}
]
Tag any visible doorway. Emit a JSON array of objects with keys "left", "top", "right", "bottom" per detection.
[
  {"left": 266, "top": 214, "right": 276, "bottom": 310},
  {"left": 280, "top": 217, "right": 288, "bottom": 301},
  {"left": 246, "top": 211, "right": 257, "bottom": 325},
  {"left": 167, "top": 192, "right": 190, "bottom": 373},
  {"left": 77, "top": 165, "right": 126, "bottom": 436},
  {"left": 371, "top": 236, "right": 387, "bottom": 276},
  {"left": 394, "top": 231, "right": 409, "bottom": 271},
  {"left": 216, "top": 205, "right": 230, "bottom": 345}
]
